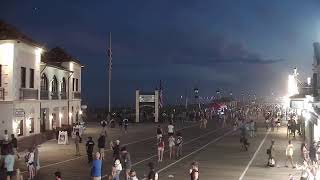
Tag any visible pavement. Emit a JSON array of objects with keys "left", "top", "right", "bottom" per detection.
[{"left": 9, "top": 117, "right": 306, "bottom": 180}]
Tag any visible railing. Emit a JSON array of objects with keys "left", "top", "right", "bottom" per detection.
[
  {"left": 60, "top": 91, "right": 67, "bottom": 99},
  {"left": 0, "top": 87, "right": 4, "bottom": 100},
  {"left": 73, "top": 92, "right": 81, "bottom": 99},
  {"left": 40, "top": 90, "right": 49, "bottom": 100},
  {"left": 51, "top": 91, "right": 59, "bottom": 100},
  {"left": 20, "top": 88, "right": 38, "bottom": 100}
]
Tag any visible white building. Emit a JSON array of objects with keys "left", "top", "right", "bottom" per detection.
[{"left": 0, "top": 21, "right": 82, "bottom": 140}]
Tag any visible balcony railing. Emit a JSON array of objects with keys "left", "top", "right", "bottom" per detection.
[
  {"left": 73, "top": 92, "right": 81, "bottom": 99},
  {"left": 0, "top": 87, "right": 4, "bottom": 100},
  {"left": 60, "top": 91, "right": 67, "bottom": 99},
  {"left": 20, "top": 88, "right": 38, "bottom": 100},
  {"left": 40, "top": 90, "right": 49, "bottom": 100},
  {"left": 51, "top": 91, "right": 59, "bottom": 100}
]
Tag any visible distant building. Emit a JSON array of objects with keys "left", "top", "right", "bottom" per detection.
[{"left": 0, "top": 21, "right": 82, "bottom": 139}]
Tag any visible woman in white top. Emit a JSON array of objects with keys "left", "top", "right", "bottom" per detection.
[
  {"left": 168, "top": 122, "right": 174, "bottom": 136},
  {"left": 285, "top": 140, "right": 295, "bottom": 168},
  {"left": 112, "top": 159, "right": 122, "bottom": 180},
  {"left": 168, "top": 135, "right": 175, "bottom": 159}
]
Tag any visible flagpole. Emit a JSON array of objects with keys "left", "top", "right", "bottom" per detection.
[{"left": 108, "top": 32, "right": 112, "bottom": 113}]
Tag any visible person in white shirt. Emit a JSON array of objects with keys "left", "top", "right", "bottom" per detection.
[
  {"left": 168, "top": 122, "right": 174, "bottom": 136},
  {"left": 3, "top": 129, "right": 9, "bottom": 142},
  {"left": 285, "top": 140, "right": 295, "bottom": 168}
]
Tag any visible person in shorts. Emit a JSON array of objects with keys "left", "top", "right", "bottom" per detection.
[
  {"left": 168, "top": 135, "right": 175, "bottom": 159},
  {"left": 147, "top": 162, "right": 158, "bottom": 180},
  {"left": 157, "top": 137, "right": 164, "bottom": 162},
  {"left": 121, "top": 146, "right": 132, "bottom": 180},
  {"left": 4, "top": 151, "right": 15, "bottom": 179},
  {"left": 175, "top": 132, "right": 183, "bottom": 158},
  {"left": 167, "top": 122, "right": 174, "bottom": 136}
]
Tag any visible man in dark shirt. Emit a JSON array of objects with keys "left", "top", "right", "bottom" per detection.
[
  {"left": 11, "top": 134, "right": 20, "bottom": 159},
  {"left": 147, "top": 162, "right": 158, "bottom": 180},
  {"left": 98, "top": 135, "right": 106, "bottom": 160},
  {"left": 86, "top": 136, "right": 95, "bottom": 163},
  {"left": 121, "top": 146, "right": 132, "bottom": 180}
]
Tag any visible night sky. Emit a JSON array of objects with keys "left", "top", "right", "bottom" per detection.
[{"left": 1, "top": 0, "right": 320, "bottom": 107}]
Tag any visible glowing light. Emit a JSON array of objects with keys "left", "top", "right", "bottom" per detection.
[
  {"left": 307, "top": 77, "right": 311, "bottom": 86},
  {"left": 59, "top": 113, "right": 63, "bottom": 119},
  {"left": 0, "top": 43, "right": 14, "bottom": 64},
  {"left": 35, "top": 48, "right": 42, "bottom": 64},
  {"left": 288, "top": 75, "right": 299, "bottom": 97},
  {"left": 302, "top": 111, "right": 311, "bottom": 120},
  {"left": 69, "top": 112, "right": 72, "bottom": 117},
  {"left": 79, "top": 110, "right": 83, "bottom": 115},
  {"left": 26, "top": 118, "right": 32, "bottom": 130},
  {"left": 12, "top": 120, "right": 17, "bottom": 134},
  {"left": 70, "top": 62, "right": 74, "bottom": 71}
]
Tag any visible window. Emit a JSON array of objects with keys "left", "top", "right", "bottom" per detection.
[
  {"left": 41, "top": 74, "right": 48, "bottom": 91},
  {"left": 52, "top": 76, "right": 58, "bottom": 92},
  {"left": 61, "top": 77, "right": 66, "bottom": 93},
  {"left": 76, "top": 79, "right": 79, "bottom": 91},
  {"left": 21, "top": 67, "right": 26, "bottom": 88},
  {"left": 29, "top": 68, "right": 34, "bottom": 88},
  {"left": 0, "top": 64, "right": 2, "bottom": 87},
  {"left": 72, "top": 78, "right": 75, "bottom": 91}
]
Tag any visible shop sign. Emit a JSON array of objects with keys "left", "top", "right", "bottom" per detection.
[
  {"left": 15, "top": 109, "right": 25, "bottom": 117},
  {"left": 139, "top": 95, "right": 155, "bottom": 103}
]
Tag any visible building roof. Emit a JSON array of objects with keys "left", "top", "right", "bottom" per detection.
[
  {"left": 0, "top": 20, "right": 43, "bottom": 47},
  {"left": 42, "top": 47, "right": 81, "bottom": 64}
]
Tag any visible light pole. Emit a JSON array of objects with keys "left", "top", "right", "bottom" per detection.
[{"left": 107, "top": 32, "right": 112, "bottom": 113}]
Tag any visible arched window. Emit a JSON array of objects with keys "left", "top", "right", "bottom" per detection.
[
  {"left": 52, "top": 76, "right": 58, "bottom": 92},
  {"left": 61, "top": 77, "right": 66, "bottom": 93},
  {"left": 40, "top": 74, "right": 48, "bottom": 91}
]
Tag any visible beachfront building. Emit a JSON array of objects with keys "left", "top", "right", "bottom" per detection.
[{"left": 0, "top": 21, "right": 82, "bottom": 140}]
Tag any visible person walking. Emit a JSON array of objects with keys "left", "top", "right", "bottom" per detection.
[
  {"left": 147, "top": 162, "right": 158, "bottom": 180},
  {"left": 111, "top": 140, "right": 121, "bottom": 162},
  {"left": 11, "top": 134, "right": 20, "bottom": 159},
  {"left": 33, "top": 144, "right": 40, "bottom": 174},
  {"left": 267, "top": 139, "right": 275, "bottom": 167},
  {"left": 189, "top": 161, "right": 199, "bottom": 180},
  {"left": 309, "top": 142, "right": 317, "bottom": 165},
  {"left": 121, "top": 146, "right": 132, "bottom": 180},
  {"left": 157, "top": 137, "right": 164, "bottom": 162},
  {"left": 75, "top": 132, "right": 81, "bottom": 156},
  {"left": 285, "top": 140, "right": 295, "bottom": 168},
  {"left": 86, "top": 136, "right": 95, "bottom": 163},
  {"left": 54, "top": 171, "right": 62, "bottom": 180},
  {"left": 249, "top": 120, "right": 255, "bottom": 138},
  {"left": 98, "top": 135, "right": 106, "bottom": 160},
  {"left": 168, "top": 122, "right": 174, "bottom": 136},
  {"left": 176, "top": 132, "right": 183, "bottom": 158},
  {"left": 156, "top": 125, "right": 163, "bottom": 141},
  {"left": 91, "top": 152, "right": 102, "bottom": 180},
  {"left": 301, "top": 143, "right": 309, "bottom": 162},
  {"left": 26, "top": 148, "right": 35, "bottom": 180},
  {"left": 123, "top": 118, "right": 129, "bottom": 133},
  {"left": 4, "top": 150, "right": 14, "bottom": 180},
  {"left": 168, "top": 135, "right": 175, "bottom": 159},
  {"left": 111, "top": 159, "right": 122, "bottom": 180}
]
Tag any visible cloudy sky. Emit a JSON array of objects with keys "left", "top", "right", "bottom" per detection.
[{"left": 1, "top": 0, "right": 320, "bottom": 107}]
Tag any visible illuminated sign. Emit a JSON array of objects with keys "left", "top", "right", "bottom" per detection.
[{"left": 139, "top": 95, "right": 155, "bottom": 103}]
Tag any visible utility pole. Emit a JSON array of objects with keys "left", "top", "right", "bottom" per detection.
[{"left": 107, "top": 32, "right": 112, "bottom": 113}]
